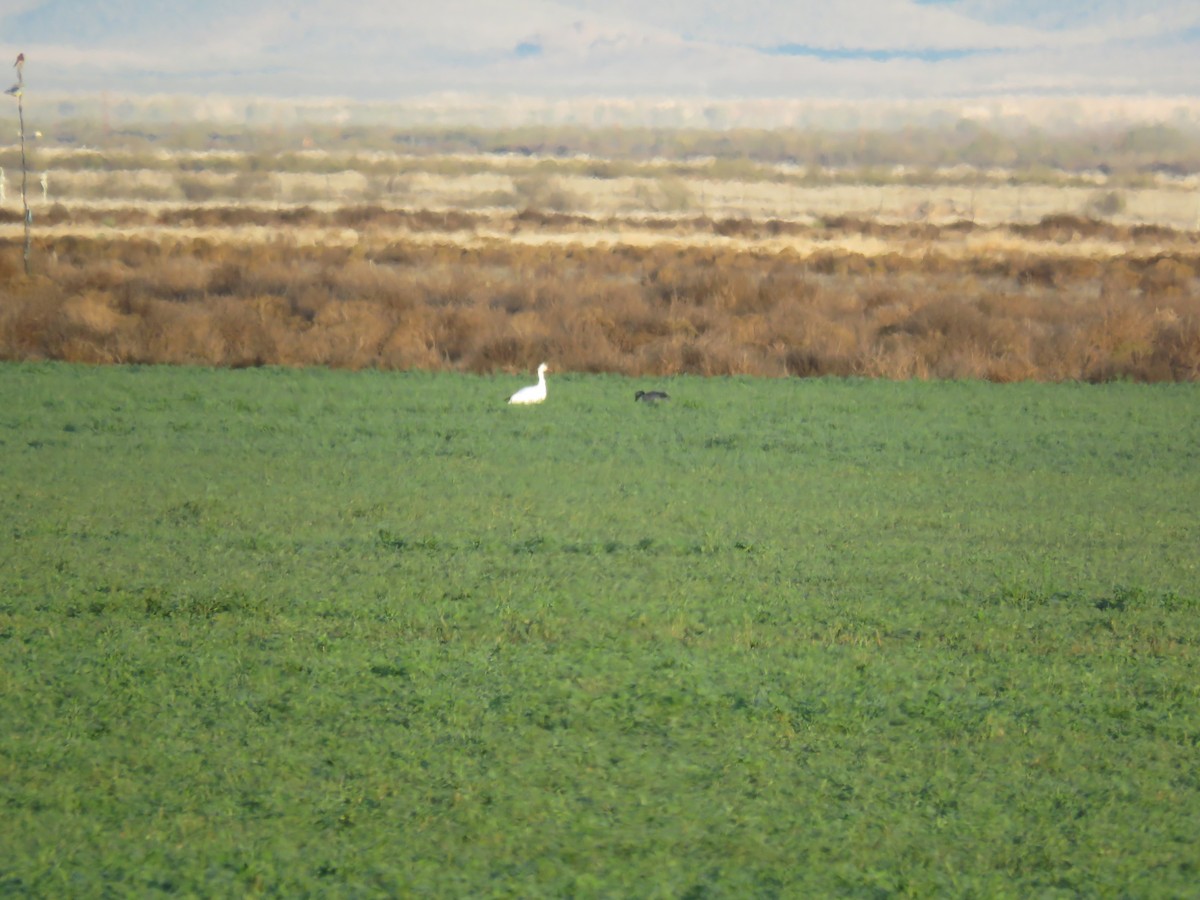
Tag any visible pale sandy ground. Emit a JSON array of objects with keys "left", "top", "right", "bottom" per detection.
[
  {"left": 3, "top": 162, "right": 1198, "bottom": 256},
  {"left": 4, "top": 220, "right": 1185, "bottom": 265},
  {"left": 15, "top": 168, "right": 1200, "bottom": 227}
]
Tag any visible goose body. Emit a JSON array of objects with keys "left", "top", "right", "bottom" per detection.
[
  {"left": 508, "top": 363, "right": 549, "bottom": 405},
  {"left": 635, "top": 390, "right": 669, "bottom": 403}
]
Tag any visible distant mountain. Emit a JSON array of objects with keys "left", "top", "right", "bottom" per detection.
[{"left": 2, "top": 1, "right": 1198, "bottom": 117}]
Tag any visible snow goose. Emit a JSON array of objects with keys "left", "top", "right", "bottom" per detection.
[{"left": 508, "top": 363, "right": 549, "bottom": 405}]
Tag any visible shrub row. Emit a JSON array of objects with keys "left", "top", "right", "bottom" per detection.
[{"left": 2, "top": 221, "right": 1198, "bottom": 381}]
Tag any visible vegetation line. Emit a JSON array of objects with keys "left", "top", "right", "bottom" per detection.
[{"left": 2, "top": 215, "right": 1197, "bottom": 381}]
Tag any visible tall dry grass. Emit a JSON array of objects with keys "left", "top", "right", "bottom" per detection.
[{"left": 2, "top": 213, "right": 1198, "bottom": 381}]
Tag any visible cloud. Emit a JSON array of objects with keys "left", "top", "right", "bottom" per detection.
[
  {"left": 548, "top": 0, "right": 1200, "bottom": 59},
  {"left": 2, "top": 0, "right": 1199, "bottom": 100},
  {"left": 551, "top": 1, "right": 1047, "bottom": 50}
]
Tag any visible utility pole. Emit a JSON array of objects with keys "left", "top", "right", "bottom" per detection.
[{"left": 6, "top": 52, "right": 29, "bottom": 274}]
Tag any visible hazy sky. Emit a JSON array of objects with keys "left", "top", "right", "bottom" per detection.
[{"left": 2, "top": 1, "right": 1198, "bottom": 100}]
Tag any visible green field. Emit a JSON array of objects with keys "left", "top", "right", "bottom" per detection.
[{"left": 2, "top": 363, "right": 1198, "bottom": 897}]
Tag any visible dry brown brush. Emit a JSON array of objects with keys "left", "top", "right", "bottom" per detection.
[{"left": 2, "top": 215, "right": 1198, "bottom": 381}]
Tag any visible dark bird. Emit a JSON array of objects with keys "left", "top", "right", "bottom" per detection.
[
  {"left": 4, "top": 83, "right": 21, "bottom": 97},
  {"left": 635, "top": 390, "right": 670, "bottom": 403}
]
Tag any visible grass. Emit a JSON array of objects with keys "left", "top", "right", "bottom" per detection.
[{"left": 1, "top": 362, "right": 1198, "bottom": 896}]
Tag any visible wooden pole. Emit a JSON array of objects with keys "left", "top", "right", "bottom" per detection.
[
  {"left": 18, "top": 90, "right": 29, "bottom": 275},
  {"left": 7, "top": 54, "right": 29, "bottom": 274}
]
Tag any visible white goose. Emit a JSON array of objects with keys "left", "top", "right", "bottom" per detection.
[{"left": 508, "top": 363, "right": 549, "bottom": 405}]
